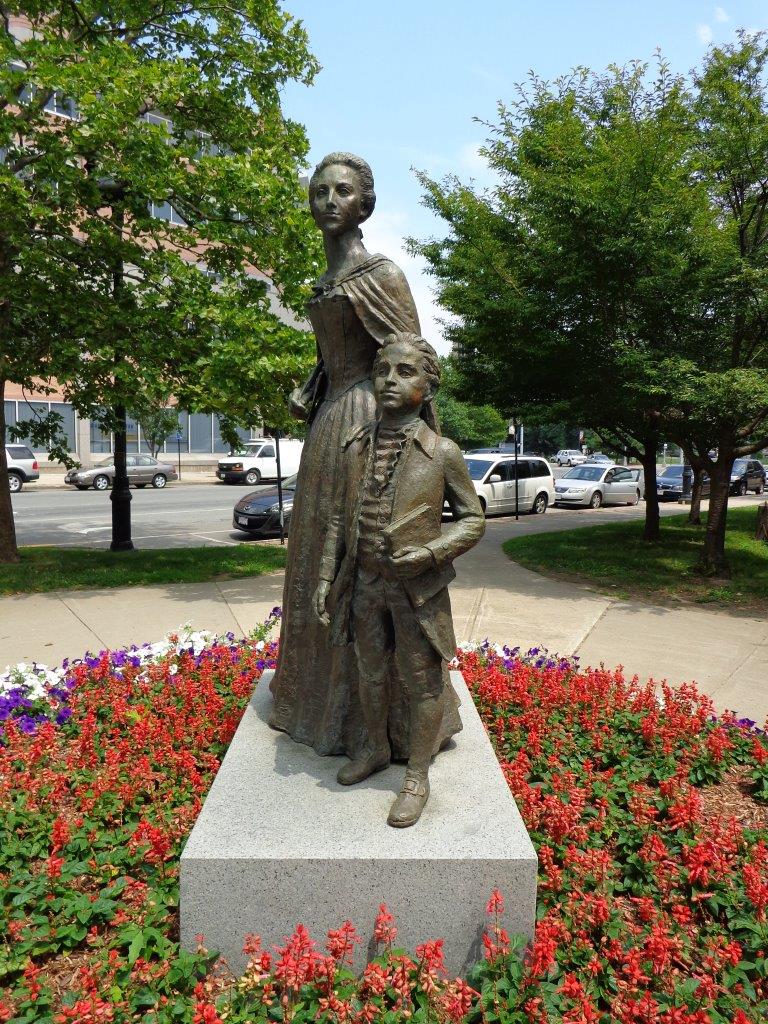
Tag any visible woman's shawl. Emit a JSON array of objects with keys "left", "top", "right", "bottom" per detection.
[
  {"left": 337, "top": 254, "right": 421, "bottom": 340},
  {"left": 303, "top": 255, "right": 422, "bottom": 424}
]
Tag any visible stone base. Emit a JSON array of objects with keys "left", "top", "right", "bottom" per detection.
[{"left": 180, "top": 670, "right": 537, "bottom": 976}]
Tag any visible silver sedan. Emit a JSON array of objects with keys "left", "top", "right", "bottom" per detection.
[
  {"left": 64, "top": 455, "right": 178, "bottom": 491},
  {"left": 553, "top": 464, "right": 642, "bottom": 509}
]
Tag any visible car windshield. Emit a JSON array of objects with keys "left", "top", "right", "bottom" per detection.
[
  {"left": 464, "top": 458, "right": 496, "bottom": 480},
  {"left": 563, "top": 466, "right": 604, "bottom": 481},
  {"left": 660, "top": 465, "right": 684, "bottom": 478},
  {"left": 282, "top": 475, "right": 298, "bottom": 488},
  {"left": 733, "top": 460, "right": 748, "bottom": 473},
  {"left": 96, "top": 457, "right": 115, "bottom": 467}
]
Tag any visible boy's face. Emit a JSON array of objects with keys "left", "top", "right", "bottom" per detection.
[{"left": 374, "top": 342, "right": 432, "bottom": 416}]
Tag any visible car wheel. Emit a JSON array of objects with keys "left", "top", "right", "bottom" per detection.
[
  {"left": 479, "top": 496, "right": 487, "bottom": 515},
  {"left": 629, "top": 489, "right": 640, "bottom": 506},
  {"left": 757, "top": 482, "right": 765, "bottom": 495},
  {"left": 151, "top": 473, "right": 167, "bottom": 489},
  {"left": 245, "top": 469, "right": 261, "bottom": 486},
  {"left": 7, "top": 471, "right": 23, "bottom": 493},
  {"left": 93, "top": 474, "right": 110, "bottom": 491},
  {"left": 532, "top": 492, "right": 548, "bottom": 515},
  {"left": 589, "top": 490, "right": 603, "bottom": 509},
  {"left": 739, "top": 480, "right": 747, "bottom": 496}
]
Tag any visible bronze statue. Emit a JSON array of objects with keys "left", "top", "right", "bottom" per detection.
[
  {"left": 314, "top": 334, "right": 485, "bottom": 827},
  {"left": 270, "top": 153, "right": 453, "bottom": 759}
]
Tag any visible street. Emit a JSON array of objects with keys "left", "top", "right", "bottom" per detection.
[{"left": 10, "top": 478, "right": 765, "bottom": 550}]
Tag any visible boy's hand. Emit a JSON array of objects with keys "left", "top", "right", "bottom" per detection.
[
  {"left": 389, "top": 545, "right": 433, "bottom": 579},
  {"left": 314, "top": 580, "right": 331, "bottom": 626}
]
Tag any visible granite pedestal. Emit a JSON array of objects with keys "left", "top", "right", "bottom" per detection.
[{"left": 180, "top": 670, "right": 537, "bottom": 976}]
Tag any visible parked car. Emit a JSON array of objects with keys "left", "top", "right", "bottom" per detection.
[
  {"left": 587, "top": 452, "right": 612, "bottom": 464},
  {"left": 5, "top": 443, "right": 39, "bottom": 493},
  {"left": 64, "top": 455, "right": 178, "bottom": 490},
  {"left": 217, "top": 438, "right": 304, "bottom": 485},
  {"left": 460, "top": 455, "right": 555, "bottom": 516},
  {"left": 554, "top": 464, "right": 642, "bottom": 508},
  {"left": 729, "top": 458, "right": 766, "bottom": 496},
  {"left": 232, "top": 475, "right": 297, "bottom": 536},
  {"left": 555, "top": 449, "right": 588, "bottom": 467},
  {"left": 656, "top": 464, "right": 710, "bottom": 502}
]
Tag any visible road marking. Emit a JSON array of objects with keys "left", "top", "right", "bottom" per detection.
[{"left": 189, "top": 533, "right": 236, "bottom": 547}]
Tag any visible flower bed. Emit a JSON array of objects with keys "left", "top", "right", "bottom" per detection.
[{"left": 1, "top": 625, "right": 767, "bottom": 1023}]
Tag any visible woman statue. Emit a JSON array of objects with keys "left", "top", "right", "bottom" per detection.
[{"left": 269, "top": 152, "right": 460, "bottom": 758}]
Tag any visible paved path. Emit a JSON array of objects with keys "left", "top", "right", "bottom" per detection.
[{"left": 3, "top": 503, "right": 767, "bottom": 724}]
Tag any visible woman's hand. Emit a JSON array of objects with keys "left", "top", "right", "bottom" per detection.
[
  {"left": 389, "top": 546, "right": 433, "bottom": 579},
  {"left": 314, "top": 580, "right": 332, "bottom": 626},
  {"left": 289, "top": 387, "right": 310, "bottom": 421}
]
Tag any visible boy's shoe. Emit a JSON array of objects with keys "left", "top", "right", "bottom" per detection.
[
  {"left": 336, "top": 747, "right": 390, "bottom": 786},
  {"left": 387, "top": 772, "right": 430, "bottom": 827}
]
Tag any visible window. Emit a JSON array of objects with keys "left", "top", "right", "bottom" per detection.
[
  {"left": 90, "top": 417, "right": 112, "bottom": 454},
  {"left": 126, "top": 455, "right": 138, "bottom": 467},
  {"left": 44, "top": 91, "right": 78, "bottom": 119},
  {"left": 138, "top": 456, "right": 155, "bottom": 466},
  {"left": 125, "top": 414, "right": 139, "bottom": 453},
  {"left": 6, "top": 445, "right": 33, "bottom": 460},
  {"left": 165, "top": 411, "right": 189, "bottom": 453},
  {"left": 190, "top": 413, "right": 213, "bottom": 453},
  {"left": 488, "top": 462, "right": 509, "bottom": 481},
  {"left": 511, "top": 461, "right": 531, "bottom": 480},
  {"left": 15, "top": 401, "right": 50, "bottom": 453},
  {"left": 611, "top": 468, "right": 632, "bottom": 482},
  {"left": 258, "top": 444, "right": 275, "bottom": 459},
  {"left": 3, "top": 400, "right": 16, "bottom": 441},
  {"left": 50, "top": 402, "right": 76, "bottom": 451},
  {"left": 531, "top": 460, "right": 550, "bottom": 478},
  {"left": 149, "top": 200, "right": 186, "bottom": 225}
]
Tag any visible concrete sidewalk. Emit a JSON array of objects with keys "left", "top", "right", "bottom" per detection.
[{"left": 2, "top": 523, "right": 767, "bottom": 723}]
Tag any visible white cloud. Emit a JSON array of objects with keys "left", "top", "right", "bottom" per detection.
[
  {"left": 714, "top": 6, "right": 729, "bottom": 23},
  {"left": 697, "top": 23, "right": 714, "bottom": 44},
  {"left": 361, "top": 208, "right": 453, "bottom": 355}
]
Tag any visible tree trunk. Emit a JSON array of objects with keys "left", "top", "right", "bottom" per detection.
[
  {"left": 110, "top": 404, "right": 134, "bottom": 551},
  {"left": 0, "top": 379, "right": 20, "bottom": 563},
  {"left": 700, "top": 457, "right": 731, "bottom": 575},
  {"left": 688, "top": 466, "right": 703, "bottom": 525},
  {"left": 640, "top": 440, "right": 660, "bottom": 541},
  {"left": 756, "top": 502, "right": 768, "bottom": 542}
]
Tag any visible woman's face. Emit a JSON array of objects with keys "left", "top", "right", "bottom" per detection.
[{"left": 310, "top": 164, "right": 366, "bottom": 236}]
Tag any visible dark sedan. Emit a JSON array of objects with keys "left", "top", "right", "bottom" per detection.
[
  {"left": 729, "top": 458, "right": 766, "bottom": 496},
  {"left": 232, "top": 475, "right": 296, "bottom": 536},
  {"left": 656, "top": 464, "right": 710, "bottom": 501}
]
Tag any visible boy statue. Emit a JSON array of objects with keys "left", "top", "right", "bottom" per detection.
[{"left": 313, "top": 332, "right": 485, "bottom": 827}]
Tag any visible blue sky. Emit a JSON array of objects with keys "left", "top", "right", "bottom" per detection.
[{"left": 282, "top": 2, "right": 767, "bottom": 352}]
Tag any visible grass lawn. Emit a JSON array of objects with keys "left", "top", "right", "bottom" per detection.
[
  {"left": 0, "top": 543, "right": 288, "bottom": 594},
  {"left": 503, "top": 505, "right": 768, "bottom": 611}
]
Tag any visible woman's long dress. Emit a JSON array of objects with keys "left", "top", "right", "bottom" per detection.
[{"left": 269, "top": 255, "right": 462, "bottom": 758}]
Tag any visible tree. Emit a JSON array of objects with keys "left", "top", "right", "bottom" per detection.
[
  {"left": 413, "top": 58, "right": 709, "bottom": 543},
  {"left": 0, "top": 2, "right": 321, "bottom": 561},
  {"left": 435, "top": 355, "right": 509, "bottom": 448},
  {"left": 415, "top": 37, "right": 768, "bottom": 571},
  {"left": 131, "top": 399, "right": 178, "bottom": 459}
]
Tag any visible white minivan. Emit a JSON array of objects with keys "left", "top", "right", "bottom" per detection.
[
  {"left": 461, "top": 454, "right": 556, "bottom": 516},
  {"left": 217, "top": 438, "right": 304, "bottom": 486}
]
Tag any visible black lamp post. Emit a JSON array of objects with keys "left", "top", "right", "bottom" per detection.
[{"left": 512, "top": 414, "right": 520, "bottom": 521}]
